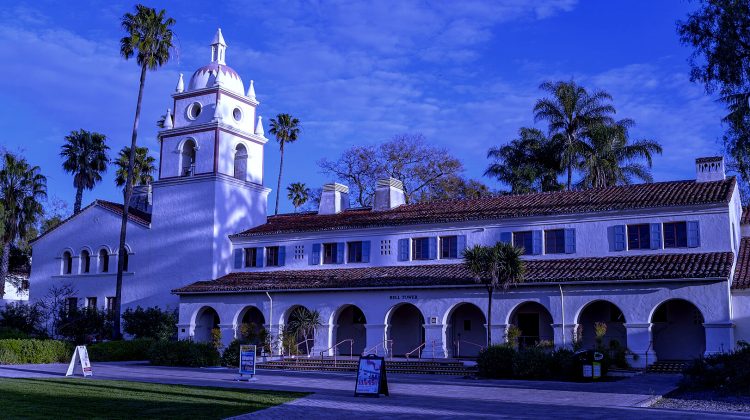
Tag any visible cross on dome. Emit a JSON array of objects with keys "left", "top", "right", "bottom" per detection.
[{"left": 211, "top": 28, "right": 227, "bottom": 65}]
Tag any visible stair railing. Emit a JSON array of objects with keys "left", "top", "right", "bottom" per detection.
[
  {"left": 454, "top": 339, "right": 485, "bottom": 358},
  {"left": 319, "top": 339, "right": 354, "bottom": 367},
  {"left": 287, "top": 338, "right": 315, "bottom": 359},
  {"left": 405, "top": 340, "right": 438, "bottom": 360},
  {"left": 364, "top": 339, "right": 393, "bottom": 359}
]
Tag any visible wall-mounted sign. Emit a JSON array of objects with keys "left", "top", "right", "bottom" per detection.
[
  {"left": 66, "top": 345, "right": 92, "bottom": 377},
  {"left": 388, "top": 295, "right": 418, "bottom": 300},
  {"left": 354, "top": 354, "right": 389, "bottom": 397}
]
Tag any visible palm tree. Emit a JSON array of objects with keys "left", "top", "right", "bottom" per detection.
[
  {"left": 463, "top": 242, "right": 525, "bottom": 346},
  {"left": 286, "top": 307, "right": 321, "bottom": 355},
  {"left": 577, "top": 119, "right": 663, "bottom": 188},
  {"left": 286, "top": 182, "right": 310, "bottom": 212},
  {"left": 115, "top": 4, "right": 175, "bottom": 339},
  {"left": 114, "top": 146, "right": 156, "bottom": 189},
  {"left": 60, "top": 129, "right": 109, "bottom": 214},
  {"left": 485, "top": 127, "right": 564, "bottom": 194},
  {"left": 0, "top": 153, "right": 47, "bottom": 298},
  {"left": 534, "top": 80, "right": 616, "bottom": 190},
  {"left": 269, "top": 114, "right": 301, "bottom": 215}
]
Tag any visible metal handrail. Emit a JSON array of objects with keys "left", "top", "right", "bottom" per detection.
[
  {"left": 454, "top": 339, "right": 485, "bottom": 358},
  {"left": 364, "top": 339, "right": 393, "bottom": 358},
  {"left": 319, "top": 339, "right": 354, "bottom": 367},
  {"left": 405, "top": 340, "right": 437, "bottom": 360},
  {"left": 286, "top": 337, "right": 315, "bottom": 358}
]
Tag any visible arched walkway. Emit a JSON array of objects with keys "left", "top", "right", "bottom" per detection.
[
  {"left": 508, "top": 302, "right": 554, "bottom": 348},
  {"left": 194, "top": 306, "right": 220, "bottom": 344},
  {"left": 238, "top": 306, "right": 266, "bottom": 345},
  {"left": 333, "top": 305, "right": 367, "bottom": 356},
  {"left": 651, "top": 299, "right": 706, "bottom": 360},
  {"left": 387, "top": 303, "right": 425, "bottom": 356},
  {"left": 577, "top": 300, "right": 627, "bottom": 351},
  {"left": 285, "top": 305, "right": 318, "bottom": 355},
  {"left": 447, "top": 303, "right": 486, "bottom": 358}
]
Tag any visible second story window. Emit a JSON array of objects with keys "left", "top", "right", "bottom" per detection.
[
  {"left": 244, "top": 247, "right": 258, "bottom": 267},
  {"left": 81, "top": 250, "right": 91, "bottom": 273},
  {"left": 663, "top": 222, "right": 688, "bottom": 248},
  {"left": 348, "top": 241, "right": 363, "bottom": 263},
  {"left": 323, "top": 243, "right": 336, "bottom": 264},
  {"left": 544, "top": 229, "right": 565, "bottom": 254},
  {"left": 266, "top": 246, "right": 280, "bottom": 266},
  {"left": 513, "top": 231, "right": 533, "bottom": 255},
  {"left": 412, "top": 237, "right": 430, "bottom": 260},
  {"left": 440, "top": 236, "right": 458, "bottom": 259},
  {"left": 62, "top": 251, "right": 73, "bottom": 275},
  {"left": 66, "top": 297, "right": 78, "bottom": 315},
  {"left": 627, "top": 224, "right": 651, "bottom": 250}
]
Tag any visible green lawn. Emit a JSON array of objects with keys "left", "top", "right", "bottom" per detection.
[{"left": 0, "top": 378, "right": 305, "bottom": 419}]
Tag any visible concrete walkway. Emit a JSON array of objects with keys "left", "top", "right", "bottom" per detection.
[{"left": 0, "top": 362, "right": 745, "bottom": 419}]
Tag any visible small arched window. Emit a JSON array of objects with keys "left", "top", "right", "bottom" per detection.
[
  {"left": 99, "top": 249, "right": 109, "bottom": 273},
  {"left": 122, "top": 252, "right": 130, "bottom": 272},
  {"left": 233, "top": 144, "right": 248, "bottom": 181},
  {"left": 180, "top": 139, "right": 197, "bottom": 177},
  {"left": 62, "top": 251, "right": 73, "bottom": 275},
  {"left": 81, "top": 250, "right": 91, "bottom": 273}
]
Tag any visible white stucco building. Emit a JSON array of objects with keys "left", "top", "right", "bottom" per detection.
[{"left": 28, "top": 30, "right": 750, "bottom": 368}]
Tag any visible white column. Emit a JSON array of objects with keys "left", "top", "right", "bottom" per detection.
[
  {"left": 217, "top": 323, "right": 235, "bottom": 350},
  {"left": 624, "top": 323, "right": 655, "bottom": 368},
  {"left": 364, "top": 323, "right": 387, "bottom": 356},
  {"left": 177, "top": 323, "right": 191, "bottom": 341},
  {"left": 311, "top": 324, "right": 331, "bottom": 357},
  {"left": 421, "top": 324, "right": 447, "bottom": 358},
  {"left": 704, "top": 322, "right": 734, "bottom": 356}
]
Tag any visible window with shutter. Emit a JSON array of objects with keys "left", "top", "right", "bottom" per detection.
[
  {"left": 544, "top": 229, "right": 565, "bottom": 254},
  {"left": 397, "top": 238, "right": 410, "bottom": 261},
  {"left": 412, "top": 238, "right": 430, "bottom": 260},
  {"left": 513, "top": 231, "right": 533, "bottom": 255},
  {"left": 439, "top": 236, "right": 458, "bottom": 259}
]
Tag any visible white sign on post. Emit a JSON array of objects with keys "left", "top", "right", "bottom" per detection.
[{"left": 66, "top": 345, "right": 92, "bottom": 377}]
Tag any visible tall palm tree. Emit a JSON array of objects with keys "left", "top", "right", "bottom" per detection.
[
  {"left": 286, "top": 182, "right": 310, "bottom": 212},
  {"left": 534, "top": 80, "right": 616, "bottom": 190},
  {"left": 0, "top": 153, "right": 47, "bottom": 298},
  {"left": 577, "top": 119, "right": 663, "bottom": 188},
  {"left": 115, "top": 4, "right": 175, "bottom": 339},
  {"left": 60, "top": 129, "right": 109, "bottom": 214},
  {"left": 463, "top": 242, "right": 525, "bottom": 346},
  {"left": 114, "top": 146, "right": 156, "bottom": 189},
  {"left": 269, "top": 114, "right": 301, "bottom": 215}
]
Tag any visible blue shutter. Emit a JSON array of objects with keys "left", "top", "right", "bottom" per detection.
[
  {"left": 650, "top": 223, "right": 662, "bottom": 249},
  {"left": 564, "top": 228, "right": 576, "bottom": 254},
  {"left": 336, "top": 242, "right": 345, "bottom": 264},
  {"left": 255, "top": 247, "right": 264, "bottom": 267},
  {"left": 362, "top": 241, "right": 371, "bottom": 263},
  {"left": 457, "top": 235, "right": 467, "bottom": 257},
  {"left": 532, "top": 230, "right": 542, "bottom": 255},
  {"left": 398, "top": 238, "right": 410, "bottom": 261},
  {"left": 278, "top": 246, "right": 286, "bottom": 266},
  {"left": 613, "top": 225, "right": 626, "bottom": 251},
  {"left": 310, "top": 243, "right": 321, "bottom": 265},
  {"left": 687, "top": 221, "right": 700, "bottom": 248},
  {"left": 233, "top": 249, "right": 243, "bottom": 269},
  {"left": 428, "top": 237, "right": 437, "bottom": 259},
  {"left": 499, "top": 232, "right": 512, "bottom": 244}
]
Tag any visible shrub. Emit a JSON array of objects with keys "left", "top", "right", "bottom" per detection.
[
  {"left": 57, "top": 307, "right": 113, "bottom": 344},
  {"left": 0, "top": 302, "right": 47, "bottom": 337},
  {"left": 505, "top": 325, "right": 522, "bottom": 349},
  {"left": 477, "top": 345, "right": 516, "bottom": 379},
  {"left": 0, "top": 339, "right": 71, "bottom": 364},
  {"left": 513, "top": 347, "right": 553, "bottom": 379},
  {"left": 122, "top": 306, "right": 177, "bottom": 341},
  {"left": 148, "top": 340, "right": 220, "bottom": 367},
  {"left": 549, "top": 349, "right": 578, "bottom": 380},
  {"left": 0, "top": 327, "right": 31, "bottom": 340},
  {"left": 681, "top": 341, "right": 750, "bottom": 394},
  {"left": 88, "top": 339, "right": 155, "bottom": 362}
]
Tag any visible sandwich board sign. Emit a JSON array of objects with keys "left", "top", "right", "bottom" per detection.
[
  {"left": 354, "top": 354, "right": 388, "bottom": 397},
  {"left": 66, "top": 345, "right": 92, "bottom": 377},
  {"left": 238, "top": 344, "right": 257, "bottom": 380}
]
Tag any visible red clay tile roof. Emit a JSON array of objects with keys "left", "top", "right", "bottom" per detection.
[
  {"left": 174, "top": 251, "right": 733, "bottom": 294},
  {"left": 233, "top": 178, "right": 736, "bottom": 237},
  {"left": 742, "top": 207, "right": 750, "bottom": 225},
  {"left": 733, "top": 238, "right": 750, "bottom": 289}
]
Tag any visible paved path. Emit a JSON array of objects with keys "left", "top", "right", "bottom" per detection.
[{"left": 0, "top": 362, "right": 746, "bottom": 419}]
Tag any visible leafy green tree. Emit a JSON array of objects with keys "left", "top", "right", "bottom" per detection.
[
  {"left": 577, "top": 119, "right": 663, "bottom": 188},
  {"left": 463, "top": 243, "right": 525, "bottom": 346},
  {"left": 285, "top": 307, "right": 321, "bottom": 355},
  {"left": 485, "top": 127, "right": 564, "bottom": 194},
  {"left": 115, "top": 4, "right": 175, "bottom": 339},
  {"left": 269, "top": 114, "right": 301, "bottom": 215},
  {"left": 534, "top": 81, "right": 615, "bottom": 190},
  {"left": 60, "top": 129, "right": 109, "bottom": 214},
  {"left": 286, "top": 182, "right": 310, "bottom": 212},
  {"left": 114, "top": 146, "right": 156, "bottom": 189},
  {"left": 122, "top": 306, "right": 177, "bottom": 340},
  {"left": 0, "top": 153, "right": 47, "bottom": 298}
]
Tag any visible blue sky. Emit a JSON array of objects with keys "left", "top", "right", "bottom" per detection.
[{"left": 0, "top": 0, "right": 727, "bottom": 214}]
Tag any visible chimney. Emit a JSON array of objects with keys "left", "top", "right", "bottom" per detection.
[
  {"left": 373, "top": 178, "right": 405, "bottom": 211},
  {"left": 130, "top": 184, "right": 153, "bottom": 213},
  {"left": 318, "top": 183, "right": 350, "bottom": 215},
  {"left": 696, "top": 156, "right": 725, "bottom": 182}
]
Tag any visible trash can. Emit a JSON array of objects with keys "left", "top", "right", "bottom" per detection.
[{"left": 575, "top": 350, "right": 604, "bottom": 381}]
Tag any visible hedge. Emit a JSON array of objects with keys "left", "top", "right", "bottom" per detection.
[
  {"left": 88, "top": 339, "right": 155, "bottom": 362},
  {"left": 148, "top": 340, "right": 220, "bottom": 367},
  {"left": 477, "top": 345, "right": 579, "bottom": 381},
  {"left": 0, "top": 339, "right": 71, "bottom": 364},
  {"left": 681, "top": 341, "right": 750, "bottom": 394}
]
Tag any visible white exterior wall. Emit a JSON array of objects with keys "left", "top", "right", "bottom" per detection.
[
  {"left": 216, "top": 92, "right": 256, "bottom": 134},
  {"left": 216, "top": 132, "right": 263, "bottom": 184},
  {"left": 173, "top": 92, "right": 216, "bottom": 128},
  {"left": 160, "top": 130, "right": 216, "bottom": 178}
]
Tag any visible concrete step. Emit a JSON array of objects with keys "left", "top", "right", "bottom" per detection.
[
  {"left": 256, "top": 358, "right": 477, "bottom": 376},
  {"left": 646, "top": 361, "right": 689, "bottom": 374}
]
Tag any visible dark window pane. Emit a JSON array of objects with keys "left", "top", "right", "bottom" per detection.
[
  {"left": 348, "top": 241, "right": 363, "bottom": 263},
  {"left": 323, "top": 243, "right": 336, "bottom": 264},
  {"left": 245, "top": 248, "right": 257, "bottom": 267},
  {"left": 627, "top": 224, "right": 651, "bottom": 250},
  {"left": 544, "top": 229, "right": 565, "bottom": 254},
  {"left": 266, "top": 246, "right": 279, "bottom": 266},
  {"left": 412, "top": 238, "right": 430, "bottom": 260},
  {"left": 440, "top": 236, "right": 458, "bottom": 259},
  {"left": 513, "top": 231, "right": 533, "bottom": 255},
  {"left": 664, "top": 222, "right": 688, "bottom": 248}
]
